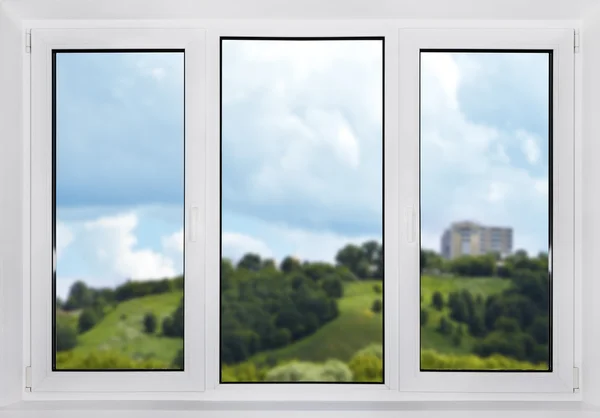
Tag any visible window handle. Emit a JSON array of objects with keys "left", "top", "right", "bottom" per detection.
[
  {"left": 189, "top": 206, "right": 199, "bottom": 242},
  {"left": 405, "top": 205, "right": 416, "bottom": 243}
]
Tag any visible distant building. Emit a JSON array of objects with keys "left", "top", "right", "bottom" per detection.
[{"left": 441, "top": 221, "right": 513, "bottom": 259}]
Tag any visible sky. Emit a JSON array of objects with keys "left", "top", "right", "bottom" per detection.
[{"left": 54, "top": 43, "right": 549, "bottom": 299}]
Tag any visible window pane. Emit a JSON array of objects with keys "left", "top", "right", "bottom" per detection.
[
  {"left": 420, "top": 51, "right": 551, "bottom": 371},
  {"left": 54, "top": 52, "right": 185, "bottom": 371},
  {"left": 220, "top": 39, "right": 384, "bottom": 383}
]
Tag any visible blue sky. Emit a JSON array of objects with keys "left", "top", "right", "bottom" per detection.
[{"left": 55, "top": 44, "right": 549, "bottom": 299}]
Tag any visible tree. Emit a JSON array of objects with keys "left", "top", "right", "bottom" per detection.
[
  {"left": 261, "top": 258, "right": 277, "bottom": 270},
  {"left": 336, "top": 244, "right": 369, "bottom": 279},
  {"left": 65, "top": 281, "right": 93, "bottom": 311},
  {"left": 420, "top": 308, "right": 429, "bottom": 326},
  {"left": 56, "top": 321, "right": 78, "bottom": 352},
  {"left": 321, "top": 276, "right": 343, "bottom": 299},
  {"left": 437, "top": 317, "right": 453, "bottom": 335},
  {"left": 143, "top": 312, "right": 157, "bottom": 334},
  {"left": 280, "top": 256, "right": 302, "bottom": 274},
  {"left": 237, "top": 253, "right": 262, "bottom": 271},
  {"left": 163, "top": 298, "right": 184, "bottom": 337},
  {"left": 78, "top": 308, "right": 99, "bottom": 333},
  {"left": 431, "top": 291, "right": 444, "bottom": 311},
  {"left": 371, "top": 299, "right": 383, "bottom": 314}
]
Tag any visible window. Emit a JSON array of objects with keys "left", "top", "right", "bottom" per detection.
[
  {"left": 219, "top": 37, "right": 384, "bottom": 383},
  {"left": 30, "top": 29, "right": 206, "bottom": 392},
  {"left": 27, "top": 25, "right": 575, "bottom": 398},
  {"left": 53, "top": 51, "right": 185, "bottom": 371},
  {"left": 420, "top": 51, "right": 551, "bottom": 372},
  {"left": 398, "top": 28, "right": 574, "bottom": 393}
]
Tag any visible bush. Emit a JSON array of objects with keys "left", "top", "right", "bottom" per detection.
[
  {"left": 371, "top": 299, "right": 383, "bottom": 314},
  {"left": 437, "top": 317, "right": 453, "bottom": 335},
  {"left": 373, "top": 284, "right": 382, "bottom": 294},
  {"left": 321, "top": 276, "right": 344, "bottom": 299},
  {"left": 55, "top": 351, "right": 169, "bottom": 370},
  {"left": 431, "top": 291, "right": 444, "bottom": 311},
  {"left": 265, "top": 360, "right": 352, "bottom": 382},
  {"left": 78, "top": 308, "right": 99, "bottom": 333},
  {"left": 163, "top": 298, "right": 184, "bottom": 338},
  {"left": 451, "top": 326, "right": 463, "bottom": 347},
  {"left": 420, "top": 349, "right": 547, "bottom": 371},
  {"left": 143, "top": 312, "right": 157, "bottom": 334},
  {"left": 56, "top": 320, "right": 78, "bottom": 352},
  {"left": 172, "top": 349, "right": 184, "bottom": 369},
  {"left": 349, "top": 352, "right": 383, "bottom": 382},
  {"left": 420, "top": 308, "right": 429, "bottom": 326}
]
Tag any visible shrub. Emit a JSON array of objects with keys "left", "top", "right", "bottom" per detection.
[
  {"left": 172, "top": 349, "right": 184, "bottom": 369},
  {"left": 371, "top": 299, "right": 383, "bottom": 314},
  {"left": 373, "top": 284, "right": 382, "bottom": 294},
  {"left": 143, "top": 312, "right": 157, "bottom": 334},
  {"left": 420, "top": 349, "right": 547, "bottom": 371},
  {"left": 78, "top": 308, "right": 99, "bottom": 333},
  {"left": 437, "top": 317, "right": 453, "bottom": 335},
  {"left": 431, "top": 291, "right": 444, "bottom": 311},
  {"left": 265, "top": 360, "right": 352, "bottom": 382},
  {"left": 420, "top": 308, "right": 429, "bottom": 326},
  {"left": 321, "top": 276, "right": 344, "bottom": 299},
  {"left": 349, "top": 353, "right": 383, "bottom": 382},
  {"left": 56, "top": 320, "right": 78, "bottom": 352},
  {"left": 55, "top": 351, "right": 169, "bottom": 370}
]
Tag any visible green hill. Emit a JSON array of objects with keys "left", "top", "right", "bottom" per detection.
[
  {"left": 421, "top": 275, "right": 511, "bottom": 355},
  {"left": 249, "top": 280, "right": 384, "bottom": 365},
  {"left": 63, "top": 291, "right": 183, "bottom": 367}
]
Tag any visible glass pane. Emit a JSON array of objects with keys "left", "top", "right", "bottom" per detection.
[
  {"left": 54, "top": 52, "right": 185, "bottom": 370},
  {"left": 220, "top": 39, "right": 384, "bottom": 383},
  {"left": 420, "top": 51, "right": 551, "bottom": 371}
]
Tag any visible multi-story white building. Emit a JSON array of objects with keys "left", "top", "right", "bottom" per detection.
[{"left": 440, "top": 221, "right": 513, "bottom": 259}]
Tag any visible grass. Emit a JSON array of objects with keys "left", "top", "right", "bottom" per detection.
[
  {"left": 421, "top": 275, "right": 511, "bottom": 305},
  {"left": 66, "top": 291, "right": 183, "bottom": 366},
  {"left": 250, "top": 280, "right": 384, "bottom": 365},
  {"left": 58, "top": 274, "right": 514, "bottom": 370}
]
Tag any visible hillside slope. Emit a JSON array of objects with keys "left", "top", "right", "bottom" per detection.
[{"left": 68, "top": 291, "right": 183, "bottom": 365}]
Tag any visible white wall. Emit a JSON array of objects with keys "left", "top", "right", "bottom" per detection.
[
  {"left": 0, "top": 1, "right": 23, "bottom": 408},
  {"left": 582, "top": 3, "right": 600, "bottom": 408}
]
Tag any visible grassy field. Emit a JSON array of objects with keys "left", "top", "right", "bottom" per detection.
[
  {"left": 57, "top": 275, "right": 513, "bottom": 369},
  {"left": 250, "top": 280, "right": 384, "bottom": 365},
  {"left": 63, "top": 291, "right": 183, "bottom": 365},
  {"left": 420, "top": 275, "right": 511, "bottom": 355}
]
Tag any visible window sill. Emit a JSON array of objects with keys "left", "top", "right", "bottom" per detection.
[{"left": 0, "top": 400, "right": 594, "bottom": 418}]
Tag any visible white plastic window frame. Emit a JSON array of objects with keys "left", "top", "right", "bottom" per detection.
[
  {"left": 397, "top": 28, "right": 576, "bottom": 394},
  {"left": 24, "top": 23, "right": 579, "bottom": 401},
  {"left": 29, "top": 28, "right": 207, "bottom": 392}
]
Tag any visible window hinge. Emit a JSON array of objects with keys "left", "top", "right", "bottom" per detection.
[
  {"left": 25, "top": 366, "right": 32, "bottom": 392},
  {"left": 25, "top": 30, "right": 31, "bottom": 54},
  {"left": 573, "top": 366, "right": 580, "bottom": 392},
  {"left": 574, "top": 30, "right": 580, "bottom": 54}
]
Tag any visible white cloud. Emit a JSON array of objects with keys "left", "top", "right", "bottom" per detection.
[
  {"left": 81, "top": 212, "right": 176, "bottom": 281},
  {"left": 221, "top": 40, "right": 382, "bottom": 232},
  {"left": 421, "top": 53, "right": 460, "bottom": 110},
  {"left": 517, "top": 129, "right": 541, "bottom": 164},
  {"left": 222, "top": 232, "right": 273, "bottom": 261},
  {"left": 56, "top": 221, "right": 74, "bottom": 260},
  {"left": 150, "top": 67, "right": 166, "bottom": 81},
  {"left": 486, "top": 182, "right": 510, "bottom": 203},
  {"left": 534, "top": 178, "right": 549, "bottom": 196},
  {"left": 162, "top": 229, "right": 184, "bottom": 254}
]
